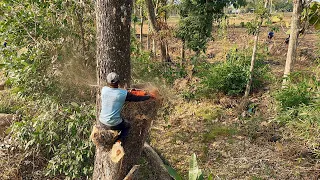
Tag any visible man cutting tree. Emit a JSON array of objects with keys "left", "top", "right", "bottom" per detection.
[{"left": 99, "top": 72, "right": 153, "bottom": 146}]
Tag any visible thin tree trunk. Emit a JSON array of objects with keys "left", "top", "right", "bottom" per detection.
[
  {"left": 140, "top": 5, "right": 144, "bottom": 49},
  {"left": 147, "top": 21, "right": 150, "bottom": 50},
  {"left": 76, "top": 6, "right": 87, "bottom": 65},
  {"left": 242, "top": 0, "right": 269, "bottom": 104},
  {"left": 243, "top": 22, "right": 261, "bottom": 99},
  {"left": 282, "top": 0, "right": 303, "bottom": 87},
  {"left": 133, "top": 0, "right": 137, "bottom": 32},
  {"left": 152, "top": 38, "right": 156, "bottom": 56},
  {"left": 181, "top": 39, "right": 185, "bottom": 62},
  {"left": 146, "top": 0, "right": 167, "bottom": 61}
]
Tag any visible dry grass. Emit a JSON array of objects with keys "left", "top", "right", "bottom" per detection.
[{"left": 145, "top": 14, "right": 320, "bottom": 179}]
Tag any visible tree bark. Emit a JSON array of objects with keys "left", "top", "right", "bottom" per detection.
[
  {"left": 147, "top": 21, "right": 150, "bottom": 50},
  {"left": 282, "top": 0, "right": 303, "bottom": 87},
  {"left": 243, "top": 21, "right": 261, "bottom": 99},
  {"left": 140, "top": 5, "right": 144, "bottom": 49},
  {"left": 94, "top": 0, "right": 143, "bottom": 179},
  {"left": 146, "top": 0, "right": 167, "bottom": 61},
  {"left": 242, "top": 0, "right": 269, "bottom": 108},
  {"left": 93, "top": 100, "right": 159, "bottom": 180},
  {"left": 143, "top": 143, "right": 172, "bottom": 180},
  {"left": 95, "top": 0, "right": 132, "bottom": 87}
]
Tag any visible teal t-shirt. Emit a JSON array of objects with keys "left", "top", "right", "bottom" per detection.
[{"left": 99, "top": 86, "right": 127, "bottom": 126}]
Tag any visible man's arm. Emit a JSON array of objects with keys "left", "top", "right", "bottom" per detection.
[{"left": 125, "top": 92, "right": 150, "bottom": 102}]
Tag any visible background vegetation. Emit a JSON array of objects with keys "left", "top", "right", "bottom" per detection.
[{"left": 0, "top": 0, "right": 319, "bottom": 179}]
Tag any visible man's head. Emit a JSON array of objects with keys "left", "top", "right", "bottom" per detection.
[{"left": 107, "top": 72, "right": 120, "bottom": 87}]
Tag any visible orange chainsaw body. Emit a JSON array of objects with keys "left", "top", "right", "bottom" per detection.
[{"left": 128, "top": 88, "right": 157, "bottom": 98}]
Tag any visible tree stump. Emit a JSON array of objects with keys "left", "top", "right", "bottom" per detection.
[
  {"left": 90, "top": 125, "right": 118, "bottom": 150},
  {"left": 92, "top": 98, "right": 159, "bottom": 180}
]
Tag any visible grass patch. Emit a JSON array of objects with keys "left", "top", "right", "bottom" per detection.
[
  {"left": 195, "top": 106, "right": 223, "bottom": 121},
  {"left": 203, "top": 125, "right": 237, "bottom": 142}
]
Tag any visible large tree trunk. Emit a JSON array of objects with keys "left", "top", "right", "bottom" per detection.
[
  {"left": 93, "top": 100, "right": 159, "bottom": 180},
  {"left": 282, "top": 0, "right": 303, "bottom": 87},
  {"left": 95, "top": 0, "right": 131, "bottom": 87},
  {"left": 94, "top": 0, "right": 142, "bottom": 179},
  {"left": 146, "top": 0, "right": 167, "bottom": 61}
]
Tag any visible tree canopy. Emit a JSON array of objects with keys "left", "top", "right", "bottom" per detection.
[{"left": 176, "top": 0, "right": 246, "bottom": 54}]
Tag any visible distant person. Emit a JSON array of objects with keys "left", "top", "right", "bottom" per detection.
[
  {"left": 268, "top": 32, "right": 274, "bottom": 40},
  {"left": 3, "top": 40, "right": 7, "bottom": 47},
  {"left": 285, "top": 35, "right": 290, "bottom": 45}
]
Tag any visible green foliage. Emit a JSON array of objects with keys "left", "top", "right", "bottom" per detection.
[
  {"left": 203, "top": 125, "right": 237, "bottom": 142},
  {"left": 273, "top": 0, "right": 293, "bottom": 12},
  {"left": 1, "top": 1, "right": 96, "bottom": 178},
  {"left": 303, "top": 2, "right": 320, "bottom": 30},
  {"left": 277, "top": 102, "right": 320, "bottom": 156},
  {"left": 189, "top": 154, "right": 203, "bottom": 180},
  {"left": 131, "top": 47, "right": 187, "bottom": 84},
  {"left": 0, "top": 0, "right": 95, "bottom": 99},
  {"left": 0, "top": 91, "right": 21, "bottom": 114},
  {"left": 176, "top": 0, "right": 246, "bottom": 53},
  {"left": 276, "top": 73, "right": 320, "bottom": 156},
  {"left": 200, "top": 49, "right": 270, "bottom": 96},
  {"left": 165, "top": 153, "right": 213, "bottom": 180},
  {"left": 165, "top": 165, "right": 183, "bottom": 180},
  {"left": 239, "top": 21, "right": 246, "bottom": 28},
  {"left": 11, "top": 100, "right": 95, "bottom": 178},
  {"left": 195, "top": 107, "right": 223, "bottom": 121},
  {"left": 275, "top": 73, "right": 317, "bottom": 109}
]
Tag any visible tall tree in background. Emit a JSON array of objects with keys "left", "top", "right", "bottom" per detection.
[
  {"left": 146, "top": 0, "right": 169, "bottom": 61},
  {"left": 176, "top": 0, "right": 246, "bottom": 56},
  {"left": 282, "top": 0, "right": 319, "bottom": 87},
  {"left": 282, "top": 0, "right": 304, "bottom": 87}
]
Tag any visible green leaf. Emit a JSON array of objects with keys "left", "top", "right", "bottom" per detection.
[
  {"left": 164, "top": 165, "right": 183, "bottom": 180},
  {"left": 71, "top": 102, "right": 79, "bottom": 107},
  {"left": 314, "top": 21, "right": 320, "bottom": 30},
  {"left": 189, "top": 153, "right": 202, "bottom": 180}
]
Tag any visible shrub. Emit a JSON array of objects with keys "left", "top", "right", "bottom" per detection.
[
  {"left": 131, "top": 50, "right": 187, "bottom": 84},
  {"left": 275, "top": 73, "right": 317, "bottom": 109},
  {"left": 200, "top": 49, "right": 270, "bottom": 96},
  {"left": 276, "top": 73, "right": 320, "bottom": 156},
  {"left": 10, "top": 100, "right": 95, "bottom": 178},
  {"left": 240, "top": 22, "right": 245, "bottom": 28},
  {"left": 277, "top": 102, "right": 320, "bottom": 156}
]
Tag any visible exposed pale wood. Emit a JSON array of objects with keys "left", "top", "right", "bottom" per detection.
[{"left": 123, "top": 165, "right": 140, "bottom": 180}]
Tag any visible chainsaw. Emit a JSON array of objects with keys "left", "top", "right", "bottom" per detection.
[{"left": 127, "top": 88, "right": 157, "bottom": 98}]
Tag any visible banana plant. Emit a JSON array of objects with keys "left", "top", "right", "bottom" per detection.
[{"left": 165, "top": 153, "right": 213, "bottom": 180}]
